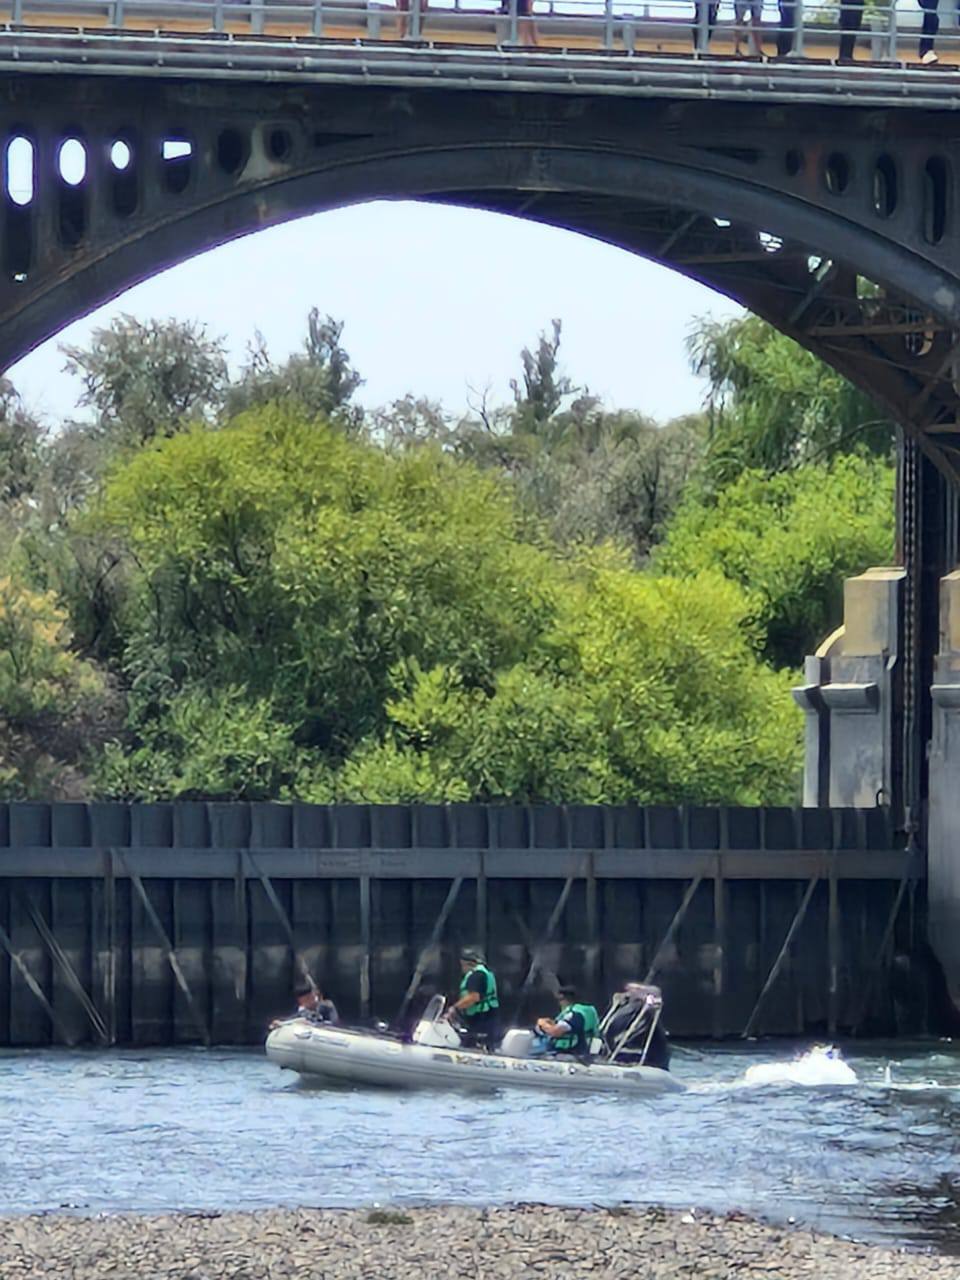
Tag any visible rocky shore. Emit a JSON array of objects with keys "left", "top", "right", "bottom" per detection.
[{"left": 2, "top": 1205, "right": 958, "bottom": 1279}]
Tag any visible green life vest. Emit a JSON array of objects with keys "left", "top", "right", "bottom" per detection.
[
  {"left": 458, "top": 963, "right": 499, "bottom": 1018},
  {"left": 554, "top": 1003, "right": 600, "bottom": 1054}
]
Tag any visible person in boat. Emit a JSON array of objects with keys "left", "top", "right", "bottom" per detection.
[
  {"left": 603, "top": 982, "right": 670, "bottom": 1070},
  {"left": 445, "top": 948, "right": 500, "bottom": 1050},
  {"left": 533, "top": 985, "right": 600, "bottom": 1060},
  {"left": 269, "top": 980, "right": 339, "bottom": 1031}
]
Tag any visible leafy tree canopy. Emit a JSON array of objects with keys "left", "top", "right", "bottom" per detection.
[
  {"left": 332, "top": 555, "right": 800, "bottom": 806},
  {"left": 88, "top": 410, "right": 802, "bottom": 802},
  {"left": 223, "top": 309, "right": 363, "bottom": 427},
  {"left": 89, "top": 406, "right": 562, "bottom": 794},
  {"left": 655, "top": 453, "right": 896, "bottom": 667},
  {"left": 689, "top": 312, "right": 895, "bottom": 488},
  {"left": 0, "top": 307, "right": 899, "bottom": 806},
  {"left": 0, "top": 574, "right": 113, "bottom": 797},
  {"left": 61, "top": 315, "right": 228, "bottom": 448}
]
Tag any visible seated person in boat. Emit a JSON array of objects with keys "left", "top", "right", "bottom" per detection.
[
  {"left": 603, "top": 982, "right": 670, "bottom": 1070},
  {"left": 445, "top": 948, "right": 500, "bottom": 1049},
  {"left": 270, "top": 980, "right": 339, "bottom": 1030},
  {"left": 534, "top": 985, "right": 600, "bottom": 1060}
]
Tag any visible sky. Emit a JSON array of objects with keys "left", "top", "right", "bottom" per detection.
[{"left": 7, "top": 200, "right": 742, "bottom": 426}]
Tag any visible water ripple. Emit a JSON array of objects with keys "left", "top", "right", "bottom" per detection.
[{"left": 1, "top": 1041, "right": 960, "bottom": 1250}]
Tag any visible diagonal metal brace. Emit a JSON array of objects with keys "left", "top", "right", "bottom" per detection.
[
  {"left": 395, "top": 875, "right": 464, "bottom": 1027},
  {"left": 0, "top": 919, "right": 76, "bottom": 1045},
  {"left": 17, "top": 889, "right": 109, "bottom": 1044},
  {"left": 742, "top": 875, "right": 819, "bottom": 1039},
  {"left": 644, "top": 874, "right": 704, "bottom": 985},
  {"left": 122, "top": 856, "right": 211, "bottom": 1046},
  {"left": 245, "top": 852, "right": 321, "bottom": 996},
  {"left": 513, "top": 864, "right": 584, "bottom": 1017}
]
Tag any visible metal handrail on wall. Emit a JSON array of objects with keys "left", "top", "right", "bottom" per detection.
[{"left": 1, "top": 0, "right": 958, "bottom": 66}]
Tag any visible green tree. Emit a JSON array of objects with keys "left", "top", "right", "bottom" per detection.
[
  {"left": 61, "top": 315, "right": 228, "bottom": 448},
  {"left": 89, "top": 405, "right": 562, "bottom": 795},
  {"left": 333, "top": 555, "right": 801, "bottom": 806},
  {"left": 0, "top": 571, "right": 112, "bottom": 797},
  {"left": 655, "top": 453, "right": 896, "bottom": 667},
  {"left": 223, "top": 309, "right": 363, "bottom": 427},
  {"left": 407, "top": 324, "right": 705, "bottom": 560},
  {"left": 510, "top": 318, "right": 576, "bottom": 435},
  {"left": 517, "top": 408, "right": 705, "bottom": 560},
  {"left": 97, "top": 686, "right": 303, "bottom": 801},
  {"left": 689, "top": 313, "right": 894, "bottom": 487},
  {"left": 0, "top": 380, "right": 45, "bottom": 504}
]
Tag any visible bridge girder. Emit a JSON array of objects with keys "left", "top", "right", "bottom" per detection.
[{"left": 1, "top": 74, "right": 960, "bottom": 484}]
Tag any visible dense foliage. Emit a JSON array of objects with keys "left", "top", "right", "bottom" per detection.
[
  {"left": 689, "top": 313, "right": 895, "bottom": 488},
  {"left": 0, "top": 306, "right": 897, "bottom": 803},
  {"left": 655, "top": 455, "right": 895, "bottom": 667}
]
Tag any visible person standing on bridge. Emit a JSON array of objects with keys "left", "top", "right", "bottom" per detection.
[
  {"left": 693, "top": 0, "right": 719, "bottom": 51},
  {"left": 918, "top": 0, "right": 942, "bottom": 64},
  {"left": 499, "top": 0, "right": 539, "bottom": 47},
  {"left": 776, "top": 0, "right": 797, "bottom": 56},
  {"left": 396, "top": 0, "right": 427, "bottom": 41},
  {"left": 837, "top": 0, "right": 864, "bottom": 61},
  {"left": 734, "top": 0, "right": 764, "bottom": 56}
]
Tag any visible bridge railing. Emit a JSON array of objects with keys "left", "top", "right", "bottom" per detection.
[{"left": 0, "top": 0, "right": 955, "bottom": 66}]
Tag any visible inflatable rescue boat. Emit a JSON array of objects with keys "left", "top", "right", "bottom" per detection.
[{"left": 265, "top": 996, "right": 683, "bottom": 1096}]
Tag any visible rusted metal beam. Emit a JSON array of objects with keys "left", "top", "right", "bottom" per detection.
[
  {"left": 475, "top": 852, "right": 487, "bottom": 960},
  {"left": 513, "top": 866, "right": 582, "bottom": 1016},
  {"left": 234, "top": 849, "right": 248, "bottom": 1009},
  {"left": 103, "top": 847, "right": 117, "bottom": 1045},
  {"left": 584, "top": 851, "right": 599, "bottom": 999},
  {"left": 828, "top": 865, "right": 840, "bottom": 1036},
  {"left": 742, "top": 875, "right": 819, "bottom": 1039},
  {"left": 359, "top": 874, "right": 371, "bottom": 1019},
  {"left": 657, "top": 212, "right": 698, "bottom": 257},
  {"left": 713, "top": 859, "right": 726, "bottom": 1040},
  {"left": 808, "top": 322, "right": 951, "bottom": 337},
  {"left": 0, "top": 845, "right": 917, "bottom": 880}
]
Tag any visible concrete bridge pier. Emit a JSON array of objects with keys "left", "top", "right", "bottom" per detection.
[
  {"left": 793, "top": 567, "right": 905, "bottom": 811},
  {"left": 927, "top": 571, "right": 960, "bottom": 1006},
  {"left": 799, "top": 556, "right": 960, "bottom": 1009}
]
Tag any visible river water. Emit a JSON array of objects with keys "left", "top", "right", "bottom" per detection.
[{"left": 2, "top": 1041, "right": 960, "bottom": 1253}]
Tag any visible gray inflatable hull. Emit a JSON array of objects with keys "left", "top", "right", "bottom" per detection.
[{"left": 265, "top": 1021, "right": 684, "bottom": 1095}]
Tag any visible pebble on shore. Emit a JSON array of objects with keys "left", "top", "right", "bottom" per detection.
[{"left": 2, "top": 1205, "right": 959, "bottom": 1280}]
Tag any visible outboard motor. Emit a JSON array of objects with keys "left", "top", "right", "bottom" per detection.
[
  {"left": 411, "top": 995, "right": 464, "bottom": 1049},
  {"left": 498, "top": 1028, "right": 536, "bottom": 1059}
]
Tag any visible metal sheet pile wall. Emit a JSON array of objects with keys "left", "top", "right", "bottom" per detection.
[{"left": 0, "top": 801, "right": 919, "bottom": 1046}]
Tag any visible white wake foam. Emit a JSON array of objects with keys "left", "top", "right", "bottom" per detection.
[{"left": 742, "top": 1045, "right": 858, "bottom": 1088}]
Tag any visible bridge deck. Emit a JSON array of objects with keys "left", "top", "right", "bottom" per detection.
[{"left": 3, "top": 0, "right": 960, "bottom": 104}]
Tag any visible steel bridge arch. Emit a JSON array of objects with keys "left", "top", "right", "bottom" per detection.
[
  {"left": 4, "top": 79, "right": 960, "bottom": 480},
  {"left": 15, "top": 132, "right": 960, "bottom": 455}
]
